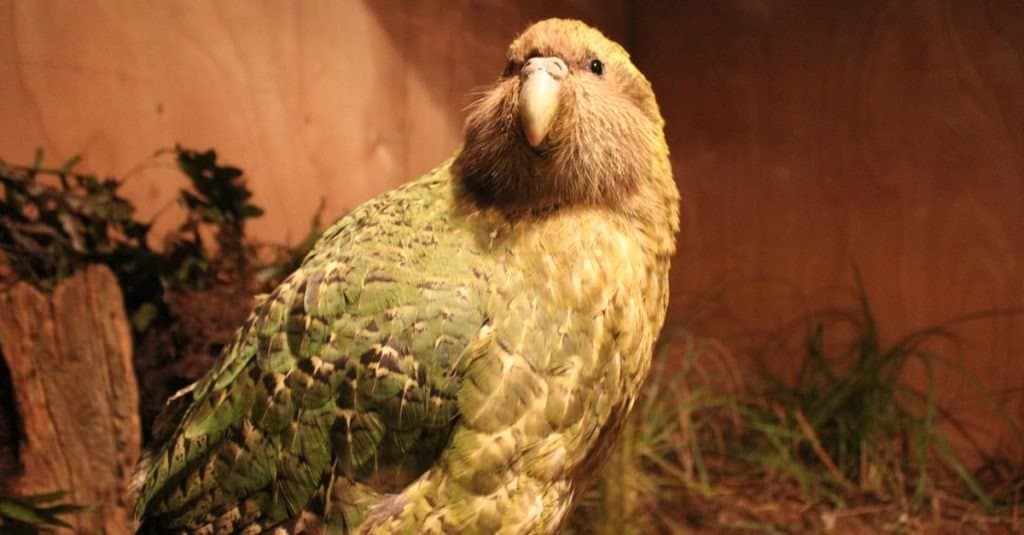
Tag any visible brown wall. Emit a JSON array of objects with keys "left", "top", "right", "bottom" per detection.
[
  {"left": 0, "top": 0, "right": 626, "bottom": 241},
  {"left": 634, "top": 0, "right": 1024, "bottom": 456},
  {"left": 2, "top": 1, "right": 1022, "bottom": 456}
]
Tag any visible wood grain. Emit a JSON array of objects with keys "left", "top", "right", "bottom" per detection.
[
  {"left": 634, "top": 0, "right": 1024, "bottom": 458},
  {"left": 0, "top": 265, "right": 139, "bottom": 534},
  {"left": 1, "top": 0, "right": 1022, "bottom": 458},
  {"left": 0, "top": 0, "right": 625, "bottom": 244}
]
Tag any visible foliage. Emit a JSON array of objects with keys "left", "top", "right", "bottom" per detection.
[
  {"left": 0, "top": 147, "right": 266, "bottom": 333},
  {"left": 0, "top": 491, "right": 92, "bottom": 534},
  {"left": 568, "top": 276, "right": 1023, "bottom": 533},
  {"left": 3, "top": 148, "right": 1019, "bottom": 531},
  {"left": 737, "top": 272, "right": 1017, "bottom": 513},
  {"left": 169, "top": 147, "right": 264, "bottom": 288},
  {"left": 0, "top": 147, "right": 323, "bottom": 442},
  {"left": 254, "top": 198, "right": 325, "bottom": 285},
  {"left": 0, "top": 151, "right": 152, "bottom": 291},
  {"left": 567, "top": 330, "right": 742, "bottom": 534}
]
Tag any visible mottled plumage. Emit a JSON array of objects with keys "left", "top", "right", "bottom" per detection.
[{"left": 134, "top": 18, "right": 679, "bottom": 534}]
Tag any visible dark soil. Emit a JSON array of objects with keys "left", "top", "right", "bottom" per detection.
[
  {"left": 133, "top": 278, "right": 259, "bottom": 443},
  {"left": 678, "top": 481, "right": 1022, "bottom": 534}
]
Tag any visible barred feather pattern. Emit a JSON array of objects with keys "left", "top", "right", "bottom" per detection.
[{"left": 134, "top": 17, "right": 679, "bottom": 535}]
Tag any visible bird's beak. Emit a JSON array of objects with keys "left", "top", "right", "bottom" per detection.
[{"left": 519, "top": 57, "right": 568, "bottom": 148}]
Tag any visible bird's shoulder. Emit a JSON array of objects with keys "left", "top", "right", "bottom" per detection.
[
  {"left": 135, "top": 162, "right": 494, "bottom": 525},
  {"left": 182, "top": 161, "right": 485, "bottom": 426}
]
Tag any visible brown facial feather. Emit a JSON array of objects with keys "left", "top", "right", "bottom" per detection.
[{"left": 453, "top": 19, "right": 670, "bottom": 215}]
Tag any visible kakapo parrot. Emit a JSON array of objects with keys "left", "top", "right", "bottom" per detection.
[{"left": 133, "top": 17, "right": 679, "bottom": 534}]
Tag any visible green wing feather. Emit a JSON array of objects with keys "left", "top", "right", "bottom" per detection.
[{"left": 135, "top": 165, "right": 488, "bottom": 531}]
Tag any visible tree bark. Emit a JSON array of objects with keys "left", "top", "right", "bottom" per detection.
[{"left": 0, "top": 265, "right": 140, "bottom": 534}]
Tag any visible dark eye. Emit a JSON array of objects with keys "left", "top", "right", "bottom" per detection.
[
  {"left": 589, "top": 59, "right": 604, "bottom": 75},
  {"left": 504, "top": 60, "right": 519, "bottom": 77}
]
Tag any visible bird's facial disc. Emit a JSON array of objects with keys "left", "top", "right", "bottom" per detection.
[{"left": 519, "top": 57, "right": 567, "bottom": 148}]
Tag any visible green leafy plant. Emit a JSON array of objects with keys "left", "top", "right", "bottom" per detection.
[
  {"left": 739, "top": 272, "right": 1008, "bottom": 512},
  {"left": 567, "top": 330, "right": 742, "bottom": 534},
  {"left": 255, "top": 198, "right": 325, "bottom": 285},
  {"left": 568, "top": 273, "right": 1023, "bottom": 533},
  {"left": 0, "top": 147, "right": 323, "bottom": 441},
  {"left": 0, "top": 150, "right": 153, "bottom": 290},
  {"left": 167, "top": 147, "right": 264, "bottom": 288},
  {"left": 0, "top": 147, "right": 266, "bottom": 332},
  {"left": 0, "top": 491, "right": 92, "bottom": 534}
]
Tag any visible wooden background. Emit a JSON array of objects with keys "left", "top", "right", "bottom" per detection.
[{"left": 2, "top": 1, "right": 1022, "bottom": 458}]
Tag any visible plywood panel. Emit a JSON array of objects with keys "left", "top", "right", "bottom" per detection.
[
  {"left": 0, "top": 0, "right": 625, "bottom": 244},
  {"left": 366, "top": 0, "right": 629, "bottom": 177},
  {"left": 4, "top": 0, "right": 1021, "bottom": 458},
  {"left": 2, "top": 1, "right": 408, "bottom": 243},
  {"left": 633, "top": 0, "right": 1024, "bottom": 456}
]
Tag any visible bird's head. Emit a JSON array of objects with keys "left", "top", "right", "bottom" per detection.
[{"left": 454, "top": 18, "right": 671, "bottom": 214}]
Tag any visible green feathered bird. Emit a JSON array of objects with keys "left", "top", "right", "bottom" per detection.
[{"left": 133, "top": 18, "right": 679, "bottom": 534}]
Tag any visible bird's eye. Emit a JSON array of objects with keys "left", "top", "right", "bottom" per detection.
[{"left": 589, "top": 59, "right": 604, "bottom": 76}]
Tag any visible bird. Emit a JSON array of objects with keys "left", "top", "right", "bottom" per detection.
[{"left": 133, "top": 17, "right": 679, "bottom": 534}]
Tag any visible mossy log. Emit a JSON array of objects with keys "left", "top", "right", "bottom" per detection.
[{"left": 0, "top": 265, "right": 140, "bottom": 534}]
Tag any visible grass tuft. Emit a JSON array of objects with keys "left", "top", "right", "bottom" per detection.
[{"left": 568, "top": 273, "right": 1023, "bottom": 533}]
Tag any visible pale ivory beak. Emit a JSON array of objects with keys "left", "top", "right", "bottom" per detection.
[{"left": 519, "top": 57, "right": 568, "bottom": 148}]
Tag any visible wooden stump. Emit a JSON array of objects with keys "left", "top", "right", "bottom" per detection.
[{"left": 0, "top": 265, "right": 140, "bottom": 534}]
